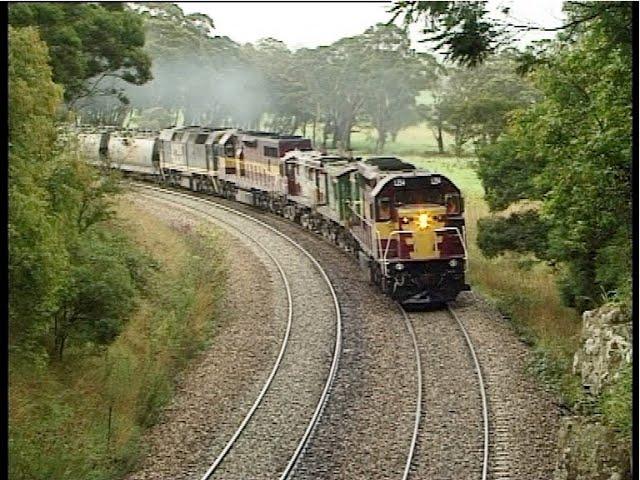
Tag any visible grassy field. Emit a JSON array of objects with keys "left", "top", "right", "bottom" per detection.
[
  {"left": 349, "top": 123, "right": 584, "bottom": 404},
  {"left": 9, "top": 198, "right": 227, "bottom": 480}
]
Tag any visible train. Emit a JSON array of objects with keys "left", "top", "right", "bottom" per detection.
[{"left": 77, "top": 125, "right": 470, "bottom": 306}]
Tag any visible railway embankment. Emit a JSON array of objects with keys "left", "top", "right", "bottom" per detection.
[
  {"left": 9, "top": 197, "right": 227, "bottom": 480},
  {"left": 553, "top": 304, "right": 632, "bottom": 480}
]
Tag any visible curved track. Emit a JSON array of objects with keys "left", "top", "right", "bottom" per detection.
[
  {"left": 447, "top": 304, "right": 489, "bottom": 480},
  {"left": 136, "top": 185, "right": 342, "bottom": 479},
  {"left": 396, "top": 305, "right": 423, "bottom": 480},
  {"left": 134, "top": 183, "right": 512, "bottom": 480}
]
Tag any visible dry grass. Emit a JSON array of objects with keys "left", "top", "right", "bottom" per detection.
[{"left": 9, "top": 198, "right": 226, "bottom": 480}]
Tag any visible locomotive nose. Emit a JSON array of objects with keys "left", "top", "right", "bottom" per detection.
[{"left": 396, "top": 205, "right": 447, "bottom": 259}]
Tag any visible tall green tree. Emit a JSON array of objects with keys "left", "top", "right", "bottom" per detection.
[
  {"left": 423, "top": 54, "right": 539, "bottom": 154},
  {"left": 9, "top": 2, "right": 152, "bottom": 105},
  {"left": 9, "top": 26, "right": 150, "bottom": 359},
  {"left": 9, "top": 26, "right": 67, "bottom": 350},
  {"left": 476, "top": 4, "right": 632, "bottom": 310},
  {"left": 359, "top": 24, "right": 434, "bottom": 152}
]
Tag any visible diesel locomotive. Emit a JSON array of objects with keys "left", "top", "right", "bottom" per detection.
[{"left": 77, "top": 125, "right": 470, "bottom": 305}]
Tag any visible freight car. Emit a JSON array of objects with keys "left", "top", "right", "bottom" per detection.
[{"left": 76, "top": 125, "right": 470, "bottom": 305}]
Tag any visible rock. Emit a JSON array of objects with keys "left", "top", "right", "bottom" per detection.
[
  {"left": 572, "top": 304, "right": 631, "bottom": 396},
  {"left": 553, "top": 416, "right": 630, "bottom": 480},
  {"left": 555, "top": 303, "right": 632, "bottom": 480}
]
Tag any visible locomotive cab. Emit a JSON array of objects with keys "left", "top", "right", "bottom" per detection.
[{"left": 360, "top": 161, "right": 470, "bottom": 306}]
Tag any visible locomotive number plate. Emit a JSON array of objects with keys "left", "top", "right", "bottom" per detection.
[{"left": 394, "top": 178, "right": 405, "bottom": 186}]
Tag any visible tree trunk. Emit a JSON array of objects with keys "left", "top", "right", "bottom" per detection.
[
  {"left": 436, "top": 122, "right": 444, "bottom": 154},
  {"left": 344, "top": 119, "right": 353, "bottom": 151},
  {"left": 312, "top": 116, "right": 317, "bottom": 146},
  {"left": 322, "top": 122, "right": 329, "bottom": 149},
  {"left": 58, "top": 334, "right": 66, "bottom": 361},
  {"left": 331, "top": 122, "right": 339, "bottom": 149},
  {"left": 454, "top": 125, "right": 464, "bottom": 156},
  {"left": 378, "top": 133, "right": 386, "bottom": 153}
]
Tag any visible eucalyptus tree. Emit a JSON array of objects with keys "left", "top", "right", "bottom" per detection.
[
  {"left": 358, "top": 24, "right": 434, "bottom": 152},
  {"left": 421, "top": 54, "right": 539, "bottom": 154},
  {"left": 9, "top": 2, "right": 152, "bottom": 106}
]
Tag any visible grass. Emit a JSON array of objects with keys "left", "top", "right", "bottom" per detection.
[
  {"left": 9, "top": 198, "right": 227, "bottom": 480},
  {"left": 349, "top": 122, "right": 476, "bottom": 156}
]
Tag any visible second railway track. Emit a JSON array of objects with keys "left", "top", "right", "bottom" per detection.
[{"left": 136, "top": 185, "right": 342, "bottom": 479}]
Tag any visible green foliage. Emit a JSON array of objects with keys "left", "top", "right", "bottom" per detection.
[
  {"left": 475, "top": 5, "right": 632, "bottom": 311},
  {"left": 358, "top": 24, "right": 435, "bottom": 152},
  {"left": 9, "top": 26, "right": 67, "bottom": 349},
  {"left": 477, "top": 211, "right": 550, "bottom": 260},
  {"left": 9, "top": 25, "right": 151, "bottom": 360},
  {"left": 9, "top": 2, "right": 152, "bottom": 104},
  {"left": 391, "top": 1, "right": 496, "bottom": 66},
  {"left": 53, "top": 224, "right": 153, "bottom": 359},
  {"left": 10, "top": 221, "right": 226, "bottom": 480},
  {"left": 599, "top": 362, "right": 632, "bottom": 437},
  {"left": 391, "top": 1, "right": 632, "bottom": 69},
  {"left": 426, "top": 55, "right": 539, "bottom": 155},
  {"left": 476, "top": 128, "right": 546, "bottom": 210}
]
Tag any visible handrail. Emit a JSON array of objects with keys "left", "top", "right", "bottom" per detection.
[
  {"left": 382, "top": 230, "right": 414, "bottom": 277},
  {"left": 378, "top": 226, "right": 468, "bottom": 274},
  {"left": 434, "top": 227, "right": 468, "bottom": 263}
]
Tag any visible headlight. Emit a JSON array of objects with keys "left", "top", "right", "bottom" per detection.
[
  {"left": 394, "top": 263, "right": 405, "bottom": 271},
  {"left": 449, "top": 259, "right": 458, "bottom": 268},
  {"left": 418, "top": 213, "right": 429, "bottom": 230}
]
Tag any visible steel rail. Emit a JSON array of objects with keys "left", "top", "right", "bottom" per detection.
[
  {"left": 137, "top": 191, "right": 295, "bottom": 479},
  {"left": 447, "top": 304, "right": 490, "bottom": 480},
  {"left": 397, "top": 305, "right": 423, "bottom": 480},
  {"left": 136, "top": 185, "right": 342, "bottom": 480}
]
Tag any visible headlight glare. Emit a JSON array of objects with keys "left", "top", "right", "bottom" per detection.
[{"left": 418, "top": 213, "right": 429, "bottom": 230}]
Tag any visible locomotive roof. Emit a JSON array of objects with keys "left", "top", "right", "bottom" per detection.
[
  {"left": 370, "top": 171, "right": 459, "bottom": 198},
  {"left": 358, "top": 156, "right": 419, "bottom": 180},
  {"left": 364, "top": 156, "right": 416, "bottom": 171},
  {"left": 240, "top": 130, "right": 308, "bottom": 141},
  {"left": 283, "top": 149, "right": 352, "bottom": 167}
]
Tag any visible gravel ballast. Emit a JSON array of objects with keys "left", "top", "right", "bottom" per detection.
[
  {"left": 126, "top": 186, "right": 561, "bottom": 480},
  {"left": 130, "top": 190, "right": 338, "bottom": 479}
]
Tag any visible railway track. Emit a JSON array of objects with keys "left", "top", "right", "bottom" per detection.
[
  {"left": 138, "top": 184, "right": 491, "bottom": 479},
  {"left": 132, "top": 183, "right": 558, "bottom": 480},
  {"left": 399, "top": 304, "right": 490, "bottom": 480},
  {"left": 136, "top": 185, "right": 342, "bottom": 479}
]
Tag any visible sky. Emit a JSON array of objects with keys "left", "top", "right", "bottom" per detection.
[{"left": 178, "top": 1, "right": 567, "bottom": 51}]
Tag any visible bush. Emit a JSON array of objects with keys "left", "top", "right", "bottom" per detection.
[{"left": 600, "top": 361, "right": 632, "bottom": 437}]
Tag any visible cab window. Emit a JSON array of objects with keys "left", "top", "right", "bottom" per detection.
[
  {"left": 445, "top": 193, "right": 461, "bottom": 214},
  {"left": 377, "top": 197, "right": 392, "bottom": 221},
  {"left": 224, "top": 143, "right": 234, "bottom": 157}
]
